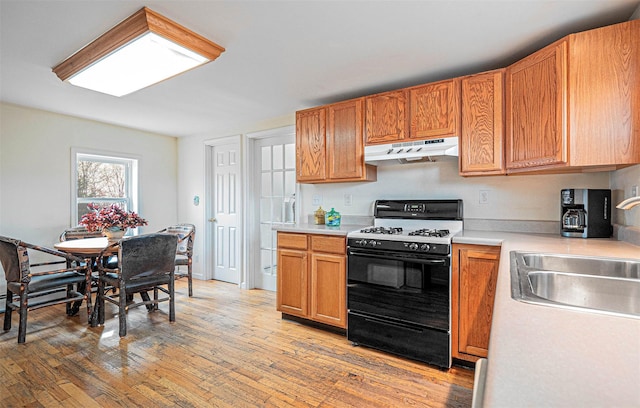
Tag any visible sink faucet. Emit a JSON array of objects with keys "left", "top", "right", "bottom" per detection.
[{"left": 616, "top": 196, "right": 640, "bottom": 210}]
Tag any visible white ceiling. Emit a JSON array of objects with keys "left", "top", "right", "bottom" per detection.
[{"left": 1, "top": 0, "right": 639, "bottom": 138}]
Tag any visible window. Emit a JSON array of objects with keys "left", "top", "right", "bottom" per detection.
[{"left": 72, "top": 150, "right": 139, "bottom": 226}]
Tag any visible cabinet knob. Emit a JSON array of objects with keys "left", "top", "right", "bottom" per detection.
[{"left": 208, "top": 218, "right": 217, "bottom": 223}]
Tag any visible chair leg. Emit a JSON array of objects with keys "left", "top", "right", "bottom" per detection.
[
  {"left": 118, "top": 288, "right": 127, "bottom": 337},
  {"left": 139, "top": 291, "right": 153, "bottom": 312},
  {"left": 83, "top": 274, "right": 93, "bottom": 326},
  {"left": 187, "top": 260, "right": 193, "bottom": 297},
  {"left": 169, "top": 280, "right": 175, "bottom": 322},
  {"left": 97, "top": 278, "right": 105, "bottom": 325},
  {"left": 67, "top": 283, "right": 81, "bottom": 316},
  {"left": 3, "top": 289, "right": 12, "bottom": 331},
  {"left": 18, "top": 286, "right": 28, "bottom": 344},
  {"left": 153, "top": 288, "right": 159, "bottom": 311}
]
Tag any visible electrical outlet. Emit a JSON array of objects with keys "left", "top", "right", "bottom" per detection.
[
  {"left": 344, "top": 194, "right": 352, "bottom": 206},
  {"left": 479, "top": 190, "right": 490, "bottom": 204},
  {"left": 632, "top": 185, "right": 639, "bottom": 197},
  {"left": 312, "top": 195, "right": 322, "bottom": 206}
]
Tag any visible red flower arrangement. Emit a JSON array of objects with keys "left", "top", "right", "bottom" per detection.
[{"left": 80, "top": 203, "right": 148, "bottom": 232}]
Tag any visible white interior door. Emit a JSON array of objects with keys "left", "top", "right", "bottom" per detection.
[
  {"left": 253, "top": 134, "right": 296, "bottom": 291},
  {"left": 210, "top": 141, "right": 241, "bottom": 284}
]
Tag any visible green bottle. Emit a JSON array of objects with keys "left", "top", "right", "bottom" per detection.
[{"left": 326, "top": 208, "right": 341, "bottom": 226}]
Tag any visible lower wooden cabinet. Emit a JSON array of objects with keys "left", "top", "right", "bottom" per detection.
[
  {"left": 276, "top": 232, "right": 346, "bottom": 329},
  {"left": 451, "top": 243, "right": 501, "bottom": 363}
]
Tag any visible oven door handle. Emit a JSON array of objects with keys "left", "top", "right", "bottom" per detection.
[{"left": 348, "top": 250, "right": 448, "bottom": 265}]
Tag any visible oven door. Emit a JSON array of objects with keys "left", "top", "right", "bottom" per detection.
[{"left": 347, "top": 247, "right": 450, "bottom": 330}]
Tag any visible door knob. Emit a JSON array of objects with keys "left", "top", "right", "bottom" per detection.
[{"left": 208, "top": 218, "right": 217, "bottom": 222}]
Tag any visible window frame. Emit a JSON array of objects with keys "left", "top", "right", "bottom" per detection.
[{"left": 70, "top": 147, "right": 141, "bottom": 227}]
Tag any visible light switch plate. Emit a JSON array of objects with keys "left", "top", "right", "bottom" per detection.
[
  {"left": 312, "top": 195, "right": 322, "bottom": 206},
  {"left": 344, "top": 194, "right": 352, "bottom": 206},
  {"left": 632, "top": 185, "right": 639, "bottom": 197}
]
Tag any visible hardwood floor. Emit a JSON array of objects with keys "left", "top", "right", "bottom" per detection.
[{"left": 0, "top": 280, "right": 474, "bottom": 407}]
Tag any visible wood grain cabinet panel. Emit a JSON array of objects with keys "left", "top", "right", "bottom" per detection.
[
  {"left": 409, "top": 79, "right": 460, "bottom": 140},
  {"left": 504, "top": 20, "right": 640, "bottom": 173},
  {"left": 310, "top": 253, "right": 346, "bottom": 327},
  {"left": 364, "top": 90, "right": 408, "bottom": 145},
  {"left": 276, "top": 247, "right": 308, "bottom": 318},
  {"left": 327, "top": 99, "right": 369, "bottom": 180},
  {"left": 276, "top": 232, "right": 347, "bottom": 329},
  {"left": 296, "top": 108, "right": 326, "bottom": 182},
  {"left": 296, "top": 99, "right": 376, "bottom": 183},
  {"left": 451, "top": 244, "right": 500, "bottom": 363},
  {"left": 506, "top": 40, "right": 567, "bottom": 170},
  {"left": 568, "top": 19, "right": 640, "bottom": 167},
  {"left": 460, "top": 70, "right": 505, "bottom": 175}
]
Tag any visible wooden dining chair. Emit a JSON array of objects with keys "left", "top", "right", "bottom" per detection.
[
  {"left": 95, "top": 233, "right": 178, "bottom": 337},
  {"left": 0, "top": 235, "right": 91, "bottom": 343},
  {"left": 157, "top": 224, "right": 196, "bottom": 296}
]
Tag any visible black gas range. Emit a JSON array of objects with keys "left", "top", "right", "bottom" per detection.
[{"left": 346, "top": 199, "right": 463, "bottom": 369}]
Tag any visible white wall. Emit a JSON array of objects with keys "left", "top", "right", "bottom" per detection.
[
  {"left": 176, "top": 113, "right": 295, "bottom": 281},
  {"left": 0, "top": 103, "right": 178, "bottom": 244},
  {"left": 611, "top": 164, "right": 640, "bottom": 228},
  {"left": 298, "top": 157, "right": 612, "bottom": 223}
]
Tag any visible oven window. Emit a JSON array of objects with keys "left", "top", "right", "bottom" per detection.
[{"left": 348, "top": 252, "right": 449, "bottom": 290}]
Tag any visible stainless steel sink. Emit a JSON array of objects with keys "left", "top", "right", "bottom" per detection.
[{"left": 510, "top": 251, "right": 640, "bottom": 319}]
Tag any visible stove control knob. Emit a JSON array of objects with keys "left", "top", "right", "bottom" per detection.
[
  {"left": 409, "top": 243, "right": 419, "bottom": 250},
  {"left": 420, "top": 244, "right": 430, "bottom": 252},
  {"left": 369, "top": 240, "right": 378, "bottom": 247},
  {"left": 356, "top": 239, "right": 366, "bottom": 246}
]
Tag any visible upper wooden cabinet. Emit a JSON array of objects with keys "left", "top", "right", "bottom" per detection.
[
  {"left": 364, "top": 90, "right": 408, "bottom": 145},
  {"left": 568, "top": 19, "right": 640, "bottom": 167},
  {"left": 506, "top": 19, "right": 640, "bottom": 173},
  {"left": 459, "top": 70, "right": 505, "bottom": 175},
  {"left": 409, "top": 79, "right": 460, "bottom": 140},
  {"left": 296, "top": 107, "right": 326, "bottom": 182},
  {"left": 506, "top": 40, "right": 567, "bottom": 170},
  {"left": 296, "top": 99, "right": 376, "bottom": 184}
]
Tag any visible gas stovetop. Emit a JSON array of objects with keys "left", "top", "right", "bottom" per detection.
[
  {"left": 347, "top": 199, "right": 463, "bottom": 252},
  {"left": 348, "top": 222, "right": 461, "bottom": 245}
]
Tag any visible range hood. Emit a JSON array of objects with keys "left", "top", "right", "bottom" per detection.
[{"left": 364, "top": 137, "right": 458, "bottom": 165}]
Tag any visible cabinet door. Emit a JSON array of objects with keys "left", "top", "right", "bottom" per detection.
[
  {"left": 569, "top": 20, "right": 640, "bottom": 167},
  {"left": 364, "top": 90, "right": 408, "bottom": 145},
  {"left": 460, "top": 71, "right": 505, "bottom": 175},
  {"left": 276, "top": 248, "right": 308, "bottom": 318},
  {"left": 451, "top": 244, "right": 500, "bottom": 362},
  {"left": 310, "top": 253, "right": 346, "bottom": 328},
  {"left": 506, "top": 40, "right": 567, "bottom": 170},
  {"left": 296, "top": 108, "right": 326, "bottom": 182},
  {"left": 409, "top": 79, "right": 460, "bottom": 140},
  {"left": 327, "top": 99, "right": 364, "bottom": 180}
]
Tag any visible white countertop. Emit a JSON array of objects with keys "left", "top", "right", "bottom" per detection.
[
  {"left": 272, "top": 223, "right": 368, "bottom": 236},
  {"left": 470, "top": 232, "right": 640, "bottom": 408}
]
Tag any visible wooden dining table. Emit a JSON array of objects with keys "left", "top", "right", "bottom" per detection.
[{"left": 54, "top": 237, "right": 112, "bottom": 256}]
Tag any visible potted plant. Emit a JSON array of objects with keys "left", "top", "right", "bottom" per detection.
[{"left": 80, "top": 203, "right": 148, "bottom": 241}]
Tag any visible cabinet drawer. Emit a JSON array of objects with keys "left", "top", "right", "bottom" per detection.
[
  {"left": 277, "top": 232, "right": 308, "bottom": 250},
  {"left": 310, "top": 235, "right": 346, "bottom": 254}
]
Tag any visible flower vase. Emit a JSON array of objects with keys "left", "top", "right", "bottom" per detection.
[{"left": 103, "top": 228, "right": 127, "bottom": 242}]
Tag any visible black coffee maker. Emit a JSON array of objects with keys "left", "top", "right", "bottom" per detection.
[{"left": 560, "top": 189, "right": 612, "bottom": 238}]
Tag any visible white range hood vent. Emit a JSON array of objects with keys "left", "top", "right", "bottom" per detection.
[{"left": 364, "top": 137, "right": 458, "bottom": 165}]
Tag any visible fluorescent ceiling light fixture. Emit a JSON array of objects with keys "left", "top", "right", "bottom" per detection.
[{"left": 53, "top": 7, "right": 224, "bottom": 97}]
